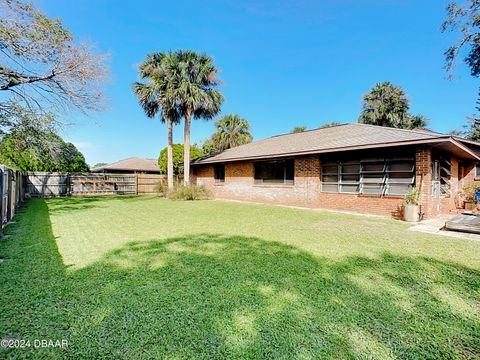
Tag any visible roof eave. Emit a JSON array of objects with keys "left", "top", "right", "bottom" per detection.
[
  {"left": 447, "top": 138, "right": 480, "bottom": 161},
  {"left": 192, "top": 137, "right": 450, "bottom": 165}
]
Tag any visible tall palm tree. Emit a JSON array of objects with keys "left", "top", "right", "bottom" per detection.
[
  {"left": 211, "top": 114, "right": 252, "bottom": 152},
  {"left": 172, "top": 51, "right": 224, "bottom": 185},
  {"left": 132, "top": 53, "right": 180, "bottom": 190}
]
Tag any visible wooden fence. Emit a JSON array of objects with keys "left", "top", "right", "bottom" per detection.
[
  {"left": 137, "top": 173, "right": 167, "bottom": 194},
  {"left": 26, "top": 172, "right": 69, "bottom": 196},
  {"left": 0, "top": 165, "right": 24, "bottom": 229},
  {"left": 25, "top": 172, "right": 167, "bottom": 196}
]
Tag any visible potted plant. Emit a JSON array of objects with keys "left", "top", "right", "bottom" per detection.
[
  {"left": 461, "top": 181, "right": 480, "bottom": 211},
  {"left": 403, "top": 187, "right": 421, "bottom": 222}
]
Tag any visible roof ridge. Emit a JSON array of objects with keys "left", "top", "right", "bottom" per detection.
[
  {"left": 268, "top": 123, "right": 445, "bottom": 141},
  {"left": 353, "top": 123, "right": 447, "bottom": 138},
  {"left": 268, "top": 123, "right": 352, "bottom": 139}
]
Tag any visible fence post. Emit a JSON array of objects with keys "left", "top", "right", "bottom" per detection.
[{"left": 135, "top": 174, "right": 138, "bottom": 195}]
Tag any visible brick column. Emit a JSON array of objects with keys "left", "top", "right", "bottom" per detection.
[
  {"left": 295, "top": 156, "right": 320, "bottom": 205},
  {"left": 415, "top": 146, "right": 432, "bottom": 218}
]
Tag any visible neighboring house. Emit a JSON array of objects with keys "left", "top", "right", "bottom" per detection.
[
  {"left": 91, "top": 157, "right": 160, "bottom": 174},
  {"left": 191, "top": 123, "right": 480, "bottom": 218}
]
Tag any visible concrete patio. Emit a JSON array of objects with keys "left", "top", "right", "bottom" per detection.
[{"left": 409, "top": 215, "right": 480, "bottom": 242}]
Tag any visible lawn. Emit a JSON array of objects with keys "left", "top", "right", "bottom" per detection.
[{"left": 0, "top": 196, "right": 479, "bottom": 359}]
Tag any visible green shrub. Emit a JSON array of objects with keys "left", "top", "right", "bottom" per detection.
[
  {"left": 168, "top": 184, "right": 212, "bottom": 201},
  {"left": 153, "top": 179, "right": 169, "bottom": 197},
  {"left": 404, "top": 187, "right": 420, "bottom": 205},
  {"left": 462, "top": 181, "right": 480, "bottom": 201}
]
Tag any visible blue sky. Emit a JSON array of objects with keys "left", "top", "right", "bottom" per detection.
[{"left": 40, "top": 0, "right": 477, "bottom": 165}]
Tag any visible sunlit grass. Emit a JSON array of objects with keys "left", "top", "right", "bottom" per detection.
[{"left": 0, "top": 197, "right": 479, "bottom": 359}]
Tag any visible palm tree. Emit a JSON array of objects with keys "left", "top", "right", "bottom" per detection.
[
  {"left": 211, "top": 114, "right": 253, "bottom": 152},
  {"left": 172, "top": 51, "right": 224, "bottom": 185},
  {"left": 358, "top": 82, "right": 410, "bottom": 128},
  {"left": 405, "top": 114, "right": 428, "bottom": 130},
  {"left": 132, "top": 52, "right": 180, "bottom": 190}
]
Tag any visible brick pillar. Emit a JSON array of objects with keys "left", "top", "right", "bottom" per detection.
[
  {"left": 294, "top": 156, "right": 320, "bottom": 205},
  {"left": 415, "top": 146, "right": 432, "bottom": 218},
  {"left": 450, "top": 158, "right": 459, "bottom": 196}
]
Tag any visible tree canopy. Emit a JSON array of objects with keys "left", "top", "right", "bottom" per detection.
[
  {"left": 202, "top": 114, "right": 252, "bottom": 155},
  {"left": 92, "top": 162, "right": 108, "bottom": 169},
  {"left": 464, "top": 117, "right": 480, "bottom": 140},
  {"left": 320, "top": 122, "right": 342, "bottom": 129},
  {"left": 442, "top": 1, "right": 480, "bottom": 132},
  {"left": 0, "top": 0, "right": 109, "bottom": 127},
  {"left": 0, "top": 112, "right": 88, "bottom": 171},
  {"left": 452, "top": 115, "right": 480, "bottom": 140},
  {"left": 133, "top": 52, "right": 181, "bottom": 125},
  {"left": 442, "top": 1, "right": 480, "bottom": 79},
  {"left": 291, "top": 126, "right": 307, "bottom": 133},
  {"left": 358, "top": 82, "right": 428, "bottom": 129},
  {"left": 158, "top": 144, "right": 204, "bottom": 176}
]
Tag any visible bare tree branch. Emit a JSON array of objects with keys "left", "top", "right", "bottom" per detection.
[{"left": 0, "top": 0, "right": 109, "bottom": 123}]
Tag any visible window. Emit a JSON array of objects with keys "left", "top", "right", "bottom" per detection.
[
  {"left": 254, "top": 159, "right": 294, "bottom": 184},
  {"left": 214, "top": 164, "right": 225, "bottom": 183},
  {"left": 321, "top": 156, "right": 415, "bottom": 196},
  {"left": 476, "top": 164, "right": 480, "bottom": 179}
]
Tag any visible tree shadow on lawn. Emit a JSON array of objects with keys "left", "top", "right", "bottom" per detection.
[{"left": 1, "top": 201, "right": 479, "bottom": 359}]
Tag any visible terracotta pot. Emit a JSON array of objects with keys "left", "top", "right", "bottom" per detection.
[{"left": 403, "top": 204, "right": 420, "bottom": 222}]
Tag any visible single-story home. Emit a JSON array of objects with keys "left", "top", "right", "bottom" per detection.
[
  {"left": 191, "top": 123, "right": 480, "bottom": 218},
  {"left": 91, "top": 157, "right": 160, "bottom": 174}
]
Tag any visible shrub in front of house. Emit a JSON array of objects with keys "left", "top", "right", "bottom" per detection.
[
  {"left": 462, "top": 181, "right": 480, "bottom": 202},
  {"left": 168, "top": 184, "right": 212, "bottom": 201}
]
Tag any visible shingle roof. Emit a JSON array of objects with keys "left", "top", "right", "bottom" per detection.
[
  {"left": 193, "top": 123, "right": 452, "bottom": 164},
  {"left": 92, "top": 157, "right": 160, "bottom": 172}
]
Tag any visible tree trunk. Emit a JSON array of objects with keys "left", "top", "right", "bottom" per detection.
[
  {"left": 183, "top": 110, "right": 191, "bottom": 185},
  {"left": 167, "top": 118, "right": 174, "bottom": 190}
]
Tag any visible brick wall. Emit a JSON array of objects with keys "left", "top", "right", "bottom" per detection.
[
  {"left": 415, "top": 147, "right": 465, "bottom": 218},
  {"left": 193, "top": 146, "right": 473, "bottom": 218}
]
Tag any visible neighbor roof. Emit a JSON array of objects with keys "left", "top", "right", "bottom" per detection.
[
  {"left": 193, "top": 123, "right": 480, "bottom": 164},
  {"left": 92, "top": 157, "right": 160, "bottom": 172}
]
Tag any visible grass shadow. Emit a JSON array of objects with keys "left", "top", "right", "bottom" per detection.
[{"left": 0, "top": 200, "right": 478, "bottom": 359}]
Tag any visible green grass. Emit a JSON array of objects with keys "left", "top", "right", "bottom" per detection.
[{"left": 0, "top": 196, "right": 479, "bottom": 359}]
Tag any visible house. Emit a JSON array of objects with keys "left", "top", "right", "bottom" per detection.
[
  {"left": 91, "top": 157, "right": 160, "bottom": 174},
  {"left": 191, "top": 123, "right": 480, "bottom": 218}
]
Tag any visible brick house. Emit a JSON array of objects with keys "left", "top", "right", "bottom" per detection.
[{"left": 191, "top": 124, "right": 480, "bottom": 218}]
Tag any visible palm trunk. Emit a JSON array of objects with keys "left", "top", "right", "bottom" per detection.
[
  {"left": 183, "top": 110, "right": 191, "bottom": 185},
  {"left": 167, "top": 118, "right": 174, "bottom": 190}
]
